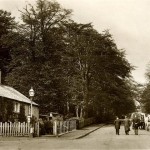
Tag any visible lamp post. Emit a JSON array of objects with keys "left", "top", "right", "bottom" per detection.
[{"left": 29, "top": 87, "right": 35, "bottom": 118}]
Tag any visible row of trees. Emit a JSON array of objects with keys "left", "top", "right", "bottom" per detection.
[
  {"left": 132, "top": 64, "right": 150, "bottom": 114},
  {"left": 0, "top": 0, "right": 136, "bottom": 121},
  {"left": 140, "top": 65, "right": 150, "bottom": 113}
]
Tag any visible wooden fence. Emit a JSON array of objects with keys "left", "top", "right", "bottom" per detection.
[
  {"left": 53, "top": 120, "right": 76, "bottom": 136},
  {"left": 78, "top": 117, "right": 96, "bottom": 129},
  {"left": 0, "top": 122, "right": 39, "bottom": 137}
]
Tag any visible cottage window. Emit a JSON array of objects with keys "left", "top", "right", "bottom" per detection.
[{"left": 14, "top": 102, "right": 20, "bottom": 113}]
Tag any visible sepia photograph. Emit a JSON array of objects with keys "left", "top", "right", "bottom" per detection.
[{"left": 0, "top": 0, "right": 150, "bottom": 149}]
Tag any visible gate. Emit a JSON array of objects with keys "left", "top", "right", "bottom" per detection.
[{"left": 53, "top": 120, "right": 76, "bottom": 136}]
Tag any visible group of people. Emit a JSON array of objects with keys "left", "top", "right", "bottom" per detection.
[{"left": 114, "top": 115, "right": 140, "bottom": 135}]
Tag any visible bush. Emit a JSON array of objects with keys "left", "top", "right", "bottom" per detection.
[
  {"left": 18, "top": 104, "right": 26, "bottom": 122},
  {"left": 44, "top": 120, "right": 53, "bottom": 134},
  {"left": 39, "top": 123, "right": 46, "bottom": 135},
  {"left": 78, "top": 117, "right": 96, "bottom": 129}
]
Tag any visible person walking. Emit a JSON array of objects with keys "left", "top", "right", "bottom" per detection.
[
  {"left": 114, "top": 116, "right": 121, "bottom": 135},
  {"left": 124, "top": 116, "right": 131, "bottom": 135},
  {"left": 133, "top": 116, "right": 140, "bottom": 135}
]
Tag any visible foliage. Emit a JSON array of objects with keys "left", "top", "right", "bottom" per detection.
[
  {"left": 18, "top": 104, "right": 26, "bottom": 122},
  {"left": 0, "top": 97, "right": 6, "bottom": 121},
  {"left": 30, "top": 115, "right": 38, "bottom": 125},
  {"left": 5, "top": 0, "right": 72, "bottom": 114},
  {"left": 141, "top": 84, "right": 150, "bottom": 113},
  {"left": 0, "top": 10, "right": 16, "bottom": 82},
  {"left": 0, "top": 97, "right": 14, "bottom": 122},
  {"left": 140, "top": 63, "right": 150, "bottom": 113},
  {"left": 61, "top": 21, "right": 135, "bottom": 119},
  {"left": 1, "top": 0, "right": 136, "bottom": 121}
]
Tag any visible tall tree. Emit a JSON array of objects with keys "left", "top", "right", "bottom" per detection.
[
  {"left": 141, "top": 64, "right": 150, "bottom": 113},
  {"left": 62, "top": 21, "right": 135, "bottom": 119},
  {"left": 5, "top": 0, "right": 135, "bottom": 120},
  {"left": 6, "top": 0, "right": 72, "bottom": 114},
  {"left": 141, "top": 84, "right": 150, "bottom": 113},
  {"left": 0, "top": 10, "right": 16, "bottom": 82},
  {"left": 90, "top": 31, "right": 135, "bottom": 119}
]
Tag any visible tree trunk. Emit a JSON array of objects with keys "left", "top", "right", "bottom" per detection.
[
  {"left": 67, "top": 102, "right": 69, "bottom": 113},
  {"left": 76, "top": 105, "right": 79, "bottom": 118},
  {"left": 80, "top": 106, "right": 83, "bottom": 118}
]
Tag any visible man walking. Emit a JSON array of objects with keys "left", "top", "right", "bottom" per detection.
[
  {"left": 133, "top": 115, "right": 140, "bottom": 135},
  {"left": 124, "top": 116, "right": 131, "bottom": 135},
  {"left": 114, "top": 116, "right": 121, "bottom": 135}
]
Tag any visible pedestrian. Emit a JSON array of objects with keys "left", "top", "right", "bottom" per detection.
[
  {"left": 133, "top": 116, "right": 140, "bottom": 135},
  {"left": 114, "top": 116, "right": 121, "bottom": 135},
  {"left": 123, "top": 116, "right": 131, "bottom": 135}
]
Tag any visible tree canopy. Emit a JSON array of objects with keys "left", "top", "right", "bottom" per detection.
[
  {"left": 1, "top": 0, "right": 136, "bottom": 121},
  {"left": 0, "top": 10, "right": 16, "bottom": 82},
  {"left": 141, "top": 64, "right": 150, "bottom": 113}
]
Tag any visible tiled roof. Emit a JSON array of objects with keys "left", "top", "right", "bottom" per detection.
[{"left": 0, "top": 85, "right": 38, "bottom": 106}]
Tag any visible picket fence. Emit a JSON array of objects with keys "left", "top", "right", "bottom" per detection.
[
  {"left": 53, "top": 120, "right": 77, "bottom": 136},
  {"left": 0, "top": 122, "right": 31, "bottom": 137}
]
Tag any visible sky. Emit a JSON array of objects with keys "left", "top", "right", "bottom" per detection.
[{"left": 1, "top": 0, "right": 150, "bottom": 84}]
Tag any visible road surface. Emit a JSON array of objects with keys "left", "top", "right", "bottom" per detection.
[{"left": 0, "top": 125, "right": 150, "bottom": 150}]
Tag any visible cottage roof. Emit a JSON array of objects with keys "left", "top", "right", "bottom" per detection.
[{"left": 0, "top": 85, "right": 38, "bottom": 106}]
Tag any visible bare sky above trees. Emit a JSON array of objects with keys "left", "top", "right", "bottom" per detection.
[{"left": 1, "top": 0, "right": 150, "bottom": 84}]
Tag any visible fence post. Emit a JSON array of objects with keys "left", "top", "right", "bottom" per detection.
[
  {"left": 26, "top": 123, "right": 29, "bottom": 136},
  {"left": 0, "top": 122, "right": 2, "bottom": 136},
  {"left": 65, "top": 121, "right": 68, "bottom": 133},
  {"left": 5, "top": 122, "right": 7, "bottom": 136},
  {"left": 30, "top": 124, "right": 34, "bottom": 138},
  {"left": 69, "top": 121, "right": 70, "bottom": 131},
  {"left": 37, "top": 122, "right": 39, "bottom": 137},
  {"left": 53, "top": 120, "right": 58, "bottom": 136},
  {"left": 60, "top": 121, "right": 62, "bottom": 135},
  {"left": 18, "top": 122, "right": 20, "bottom": 136}
]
